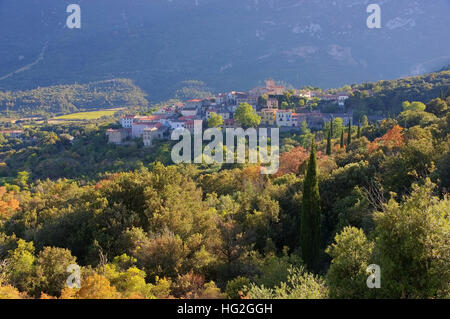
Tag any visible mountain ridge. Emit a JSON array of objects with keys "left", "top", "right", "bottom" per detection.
[{"left": 0, "top": 0, "right": 449, "bottom": 101}]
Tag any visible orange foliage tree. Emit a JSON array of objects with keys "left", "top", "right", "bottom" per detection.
[
  {"left": 369, "top": 125, "right": 404, "bottom": 153},
  {"left": 275, "top": 146, "right": 309, "bottom": 177},
  {"left": 60, "top": 274, "right": 120, "bottom": 299},
  {"left": 0, "top": 187, "right": 20, "bottom": 219}
]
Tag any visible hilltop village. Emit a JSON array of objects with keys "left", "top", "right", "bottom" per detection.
[{"left": 106, "top": 80, "right": 365, "bottom": 147}]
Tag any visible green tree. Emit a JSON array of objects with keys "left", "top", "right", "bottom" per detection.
[
  {"left": 361, "top": 115, "right": 369, "bottom": 127},
  {"left": 234, "top": 103, "right": 261, "bottom": 128},
  {"left": 6, "top": 239, "right": 36, "bottom": 293},
  {"left": 36, "top": 247, "right": 77, "bottom": 297},
  {"left": 373, "top": 179, "right": 450, "bottom": 298},
  {"left": 347, "top": 120, "right": 352, "bottom": 146},
  {"left": 247, "top": 267, "right": 328, "bottom": 299},
  {"left": 207, "top": 112, "right": 224, "bottom": 128},
  {"left": 340, "top": 130, "right": 344, "bottom": 149},
  {"left": 402, "top": 101, "right": 426, "bottom": 112},
  {"left": 13, "top": 171, "right": 30, "bottom": 190},
  {"left": 326, "top": 227, "right": 374, "bottom": 298},
  {"left": 324, "top": 118, "right": 343, "bottom": 138},
  {"left": 426, "top": 98, "right": 448, "bottom": 116},
  {"left": 300, "top": 137, "right": 321, "bottom": 271},
  {"left": 225, "top": 276, "right": 251, "bottom": 299}
]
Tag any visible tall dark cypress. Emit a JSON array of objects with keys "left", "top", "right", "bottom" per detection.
[
  {"left": 300, "top": 136, "right": 321, "bottom": 271},
  {"left": 326, "top": 128, "right": 332, "bottom": 155},
  {"left": 347, "top": 120, "right": 352, "bottom": 146},
  {"left": 340, "top": 130, "right": 344, "bottom": 148},
  {"left": 330, "top": 119, "right": 334, "bottom": 137}
]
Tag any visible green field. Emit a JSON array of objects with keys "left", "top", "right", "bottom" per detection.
[{"left": 53, "top": 110, "right": 118, "bottom": 120}]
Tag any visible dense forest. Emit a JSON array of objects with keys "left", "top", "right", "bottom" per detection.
[
  {"left": 0, "top": 85, "right": 449, "bottom": 298},
  {"left": 0, "top": 122, "right": 172, "bottom": 182},
  {"left": 345, "top": 70, "right": 450, "bottom": 118},
  {"left": 0, "top": 79, "right": 148, "bottom": 117}
]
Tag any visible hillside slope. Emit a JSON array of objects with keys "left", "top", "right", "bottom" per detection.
[
  {"left": 0, "top": 0, "right": 449, "bottom": 101},
  {"left": 0, "top": 79, "right": 148, "bottom": 116}
]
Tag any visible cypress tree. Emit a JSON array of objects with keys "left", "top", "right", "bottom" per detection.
[
  {"left": 340, "top": 130, "right": 344, "bottom": 148},
  {"left": 347, "top": 120, "right": 352, "bottom": 146},
  {"left": 440, "top": 88, "right": 445, "bottom": 100},
  {"left": 330, "top": 119, "right": 334, "bottom": 137},
  {"left": 300, "top": 136, "right": 321, "bottom": 271},
  {"left": 326, "top": 128, "right": 332, "bottom": 155}
]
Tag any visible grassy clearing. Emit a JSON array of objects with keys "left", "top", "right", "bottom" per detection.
[{"left": 54, "top": 110, "right": 118, "bottom": 120}]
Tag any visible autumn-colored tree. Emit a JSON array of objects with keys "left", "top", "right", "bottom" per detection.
[
  {"left": 171, "top": 271, "right": 224, "bottom": 299},
  {"left": 0, "top": 284, "right": 27, "bottom": 299},
  {"left": 0, "top": 187, "right": 20, "bottom": 219},
  {"left": 71, "top": 274, "right": 120, "bottom": 299},
  {"left": 369, "top": 125, "right": 404, "bottom": 153},
  {"left": 171, "top": 271, "right": 206, "bottom": 298},
  {"left": 275, "top": 146, "right": 309, "bottom": 177},
  {"left": 242, "top": 165, "right": 263, "bottom": 183}
]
